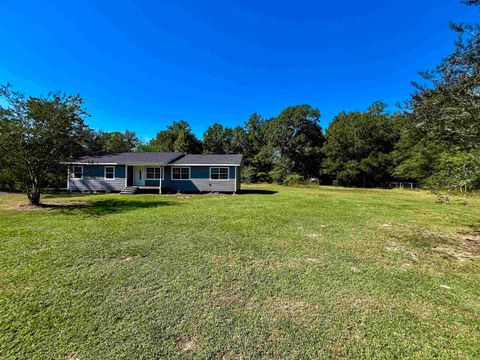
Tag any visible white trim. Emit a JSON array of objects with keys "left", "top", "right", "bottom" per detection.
[
  {"left": 125, "top": 163, "right": 170, "bottom": 166},
  {"left": 104, "top": 166, "right": 115, "bottom": 180},
  {"left": 125, "top": 165, "right": 127, "bottom": 187},
  {"left": 171, "top": 166, "right": 191, "bottom": 180},
  {"left": 209, "top": 167, "right": 229, "bottom": 181},
  {"left": 170, "top": 164, "right": 241, "bottom": 166},
  {"left": 64, "top": 162, "right": 241, "bottom": 166},
  {"left": 72, "top": 166, "right": 83, "bottom": 179},
  {"left": 159, "top": 166, "right": 163, "bottom": 194},
  {"left": 145, "top": 166, "right": 164, "bottom": 180},
  {"left": 63, "top": 162, "right": 118, "bottom": 165},
  {"left": 234, "top": 166, "right": 237, "bottom": 191},
  {"left": 67, "top": 167, "right": 70, "bottom": 190}
]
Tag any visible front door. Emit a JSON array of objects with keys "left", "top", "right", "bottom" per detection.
[
  {"left": 134, "top": 166, "right": 145, "bottom": 186},
  {"left": 127, "top": 166, "right": 134, "bottom": 186}
]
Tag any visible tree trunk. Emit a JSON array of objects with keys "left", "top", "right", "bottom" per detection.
[{"left": 27, "top": 189, "right": 41, "bottom": 206}]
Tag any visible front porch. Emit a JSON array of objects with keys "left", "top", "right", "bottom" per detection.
[{"left": 126, "top": 165, "right": 165, "bottom": 193}]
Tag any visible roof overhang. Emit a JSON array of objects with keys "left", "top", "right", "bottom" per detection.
[{"left": 169, "top": 163, "right": 241, "bottom": 166}]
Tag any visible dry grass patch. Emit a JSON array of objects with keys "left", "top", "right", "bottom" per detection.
[
  {"left": 176, "top": 334, "right": 199, "bottom": 353},
  {"left": 121, "top": 255, "right": 141, "bottom": 264}
]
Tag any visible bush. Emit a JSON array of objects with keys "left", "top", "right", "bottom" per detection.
[
  {"left": 241, "top": 166, "right": 256, "bottom": 184},
  {"left": 284, "top": 173, "right": 304, "bottom": 186}
]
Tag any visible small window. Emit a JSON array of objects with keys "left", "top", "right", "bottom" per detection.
[
  {"left": 172, "top": 167, "right": 190, "bottom": 180},
  {"left": 146, "top": 167, "right": 163, "bottom": 179},
  {"left": 210, "top": 167, "right": 229, "bottom": 180},
  {"left": 105, "top": 166, "right": 115, "bottom": 180},
  {"left": 73, "top": 166, "right": 83, "bottom": 179}
]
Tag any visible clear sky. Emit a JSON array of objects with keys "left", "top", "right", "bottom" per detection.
[{"left": 0, "top": 1, "right": 477, "bottom": 140}]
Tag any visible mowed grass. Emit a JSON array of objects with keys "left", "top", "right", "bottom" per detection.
[{"left": 1, "top": 185, "right": 479, "bottom": 359}]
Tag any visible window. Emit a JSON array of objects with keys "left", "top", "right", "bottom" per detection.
[
  {"left": 73, "top": 166, "right": 83, "bottom": 179},
  {"left": 146, "top": 167, "right": 163, "bottom": 179},
  {"left": 172, "top": 167, "right": 190, "bottom": 180},
  {"left": 105, "top": 166, "right": 115, "bottom": 180},
  {"left": 210, "top": 167, "right": 229, "bottom": 180}
]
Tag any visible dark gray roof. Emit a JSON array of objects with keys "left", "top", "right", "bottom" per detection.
[
  {"left": 67, "top": 152, "right": 184, "bottom": 165},
  {"left": 171, "top": 154, "right": 243, "bottom": 165}
]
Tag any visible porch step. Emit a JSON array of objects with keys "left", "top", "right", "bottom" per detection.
[{"left": 120, "top": 186, "right": 138, "bottom": 195}]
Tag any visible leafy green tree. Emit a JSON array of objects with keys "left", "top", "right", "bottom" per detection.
[
  {"left": 203, "top": 123, "right": 228, "bottom": 154},
  {"left": 148, "top": 120, "right": 202, "bottom": 153},
  {"left": 203, "top": 124, "right": 247, "bottom": 155},
  {"left": 244, "top": 113, "right": 264, "bottom": 158},
  {"left": 268, "top": 105, "right": 324, "bottom": 181},
  {"left": 226, "top": 126, "right": 248, "bottom": 154},
  {"left": 174, "top": 127, "right": 197, "bottom": 153},
  {"left": 95, "top": 130, "right": 140, "bottom": 153},
  {"left": 240, "top": 113, "right": 274, "bottom": 182},
  {"left": 0, "top": 85, "right": 89, "bottom": 205},
  {"left": 395, "top": 1, "right": 480, "bottom": 190},
  {"left": 322, "top": 102, "right": 400, "bottom": 187}
]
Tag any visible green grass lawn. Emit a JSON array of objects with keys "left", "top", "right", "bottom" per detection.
[{"left": 1, "top": 185, "right": 479, "bottom": 359}]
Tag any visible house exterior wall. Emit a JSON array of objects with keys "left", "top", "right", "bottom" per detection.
[
  {"left": 145, "top": 166, "right": 238, "bottom": 192},
  {"left": 68, "top": 165, "right": 125, "bottom": 192},
  {"left": 68, "top": 164, "right": 240, "bottom": 193}
]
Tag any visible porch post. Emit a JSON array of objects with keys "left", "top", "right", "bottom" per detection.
[
  {"left": 159, "top": 166, "right": 163, "bottom": 194},
  {"left": 67, "top": 166, "right": 71, "bottom": 192},
  {"left": 125, "top": 165, "right": 127, "bottom": 187}
]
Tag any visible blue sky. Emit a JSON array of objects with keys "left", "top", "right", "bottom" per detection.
[{"left": 0, "top": 1, "right": 477, "bottom": 140}]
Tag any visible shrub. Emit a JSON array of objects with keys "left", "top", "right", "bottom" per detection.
[
  {"left": 284, "top": 173, "right": 304, "bottom": 186},
  {"left": 241, "top": 166, "right": 256, "bottom": 184}
]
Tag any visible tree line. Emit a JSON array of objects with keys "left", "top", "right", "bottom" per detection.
[{"left": 0, "top": 0, "right": 478, "bottom": 205}]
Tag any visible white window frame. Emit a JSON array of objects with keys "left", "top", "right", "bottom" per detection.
[
  {"left": 210, "top": 167, "right": 229, "bottom": 181},
  {"left": 146, "top": 167, "right": 164, "bottom": 180},
  {"left": 104, "top": 166, "right": 115, "bottom": 180},
  {"left": 72, "top": 166, "right": 83, "bottom": 179},
  {"left": 171, "top": 166, "right": 191, "bottom": 180}
]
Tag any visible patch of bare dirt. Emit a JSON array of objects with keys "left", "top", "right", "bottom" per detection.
[
  {"left": 432, "top": 246, "right": 479, "bottom": 263},
  {"left": 458, "top": 233, "right": 480, "bottom": 248},
  {"left": 176, "top": 335, "right": 198, "bottom": 353},
  {"left": 430, "top": 232, "right": 480, "bottom": 263},
  {"left": 121, "top": 255, "right": 141, "bottom": 263}
]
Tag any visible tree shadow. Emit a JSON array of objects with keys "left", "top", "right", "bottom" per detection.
[
  {"left": 238, "top": 189, "right": 277, "bottom": 195},
  {"left": 40, "top": 199, "right": 176, "bottom": 216}
]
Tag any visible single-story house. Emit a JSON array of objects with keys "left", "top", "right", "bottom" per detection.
[{"left": 64, "top": 152, "right": 243, "bottom": 194}]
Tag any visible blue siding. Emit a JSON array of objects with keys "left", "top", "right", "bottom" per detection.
[
  {"left": 162, "top": 166, "right": 237, "bottom": 192},
  {"left": 116, "top": 165, "right": 126, "bottom": 178},
  {"left": 80, "top": 165, "right": 126, "bottom": 179},
  {"left": 70, "top": 164, "right": 240, "bottom": 193},
  {"left": 69, "top": 165, "right": 125, "bottom": 192}
]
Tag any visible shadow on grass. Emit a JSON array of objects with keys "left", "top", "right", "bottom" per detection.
[
  {"left": 41, "top": 199, "right": 176, "bottom": 216},
  {"left": 239, "top": 189, "right": 277, "bottom": 195}
]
